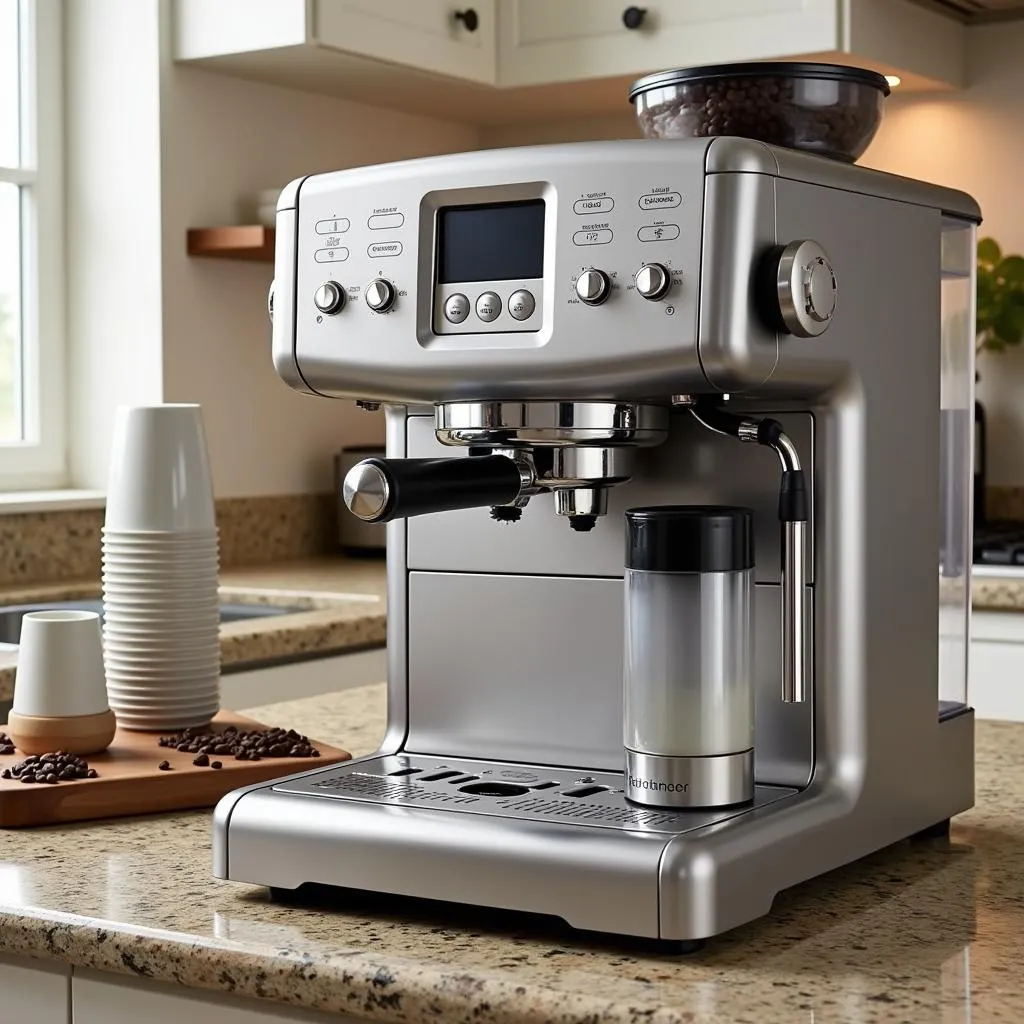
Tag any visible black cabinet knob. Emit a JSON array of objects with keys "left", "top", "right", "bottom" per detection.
[
  {"left": 454, "top": 8, "right": 479, "bottom": 32},
  {"left": 622, "top": 6, "right": 647, "bottom": 29}
]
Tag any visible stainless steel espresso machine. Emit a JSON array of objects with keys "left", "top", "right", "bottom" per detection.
[{"left": 214, "top": 137, "right": 980, "bottom": 945}]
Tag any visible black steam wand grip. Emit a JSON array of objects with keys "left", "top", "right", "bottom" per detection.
[{"left": 343, "top": 455, "right": 524, "bottom": 523}]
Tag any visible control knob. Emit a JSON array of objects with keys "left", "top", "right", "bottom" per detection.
[
  {"left": 634, "top": 263, "right": 670, "bottom": 301},
  {"left": 770, "top": 240, "right": 837, "bottom": 337},
  {"left": 364, "top": 278, "right": 396, "bottom": 313},
  {"left": 313, "top": 281, "right": 345, "bottom": 315},
  {"left": 575, "top": 268, "right": 610, "bottom": 306}
]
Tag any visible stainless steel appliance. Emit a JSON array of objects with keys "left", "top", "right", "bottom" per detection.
[{"left": 214, "top": 138, "right": 979, "bottom": 946}]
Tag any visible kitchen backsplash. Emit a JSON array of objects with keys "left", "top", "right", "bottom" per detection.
[{"left": 0, "top": 494, "right": 337, "bottom": 586}]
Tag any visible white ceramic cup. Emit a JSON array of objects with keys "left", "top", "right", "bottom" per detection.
[
  {"left": 104, "top": 405, "right": 216, "bottom": 532},
  {"left": 13, "top": 610, "right": 110, "bottom": 718}
]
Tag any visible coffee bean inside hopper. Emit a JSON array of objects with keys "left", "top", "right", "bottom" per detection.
[{"left": 636, "top": 75, "right": 878, "bottom": 162}]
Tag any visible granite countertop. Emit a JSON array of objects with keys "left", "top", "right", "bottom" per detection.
[
  {"left": 0, "top": 558, "right": 386, "bottom": 702},
  {"left": 0, "top": 682, "right": 1019, "bottom": 1022}
]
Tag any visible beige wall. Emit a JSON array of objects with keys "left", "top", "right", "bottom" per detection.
[{"left": 158, "top": 64, "right": 480, "bottom": 497}]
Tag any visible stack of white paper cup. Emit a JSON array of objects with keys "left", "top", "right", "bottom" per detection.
[{"left": 102, "top": 405, "right": 220, "bottom": 731}]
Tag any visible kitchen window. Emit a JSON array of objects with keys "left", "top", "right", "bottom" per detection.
[{"left": 0, "top": 0, "right": 64, "bottom": 489}]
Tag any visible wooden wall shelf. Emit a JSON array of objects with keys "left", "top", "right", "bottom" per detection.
[{"left": 187, "top": 225, "right": 275, "bottom": 262}]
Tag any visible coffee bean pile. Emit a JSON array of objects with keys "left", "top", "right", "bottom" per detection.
[
  {"left": 157, "top": 725, "right": 321, "bottom": 764},
  {"left": 0, "top": 731, "right": 14, "bottom": 756},
  {"left": 1, "top": 752, "right": 97, "bottom": 784},
  {"left": 636, "top": 75, "right": 881, "bottom": 162}
]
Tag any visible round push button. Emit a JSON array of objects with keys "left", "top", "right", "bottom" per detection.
[
  {"left": 508, "top": 289, "right": 536, "bottom": 321},
  {"left": 444, "top": 293, "right": 470, "bottom": 323},
  {"left": 476, "top": 292, "right": 502, "bottom": 322}
]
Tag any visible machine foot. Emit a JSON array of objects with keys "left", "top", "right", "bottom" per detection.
[
  {"left": 911, "top": 818, "right": 951, "bottom": 841},
  {"left": 655, "top": 938, "right": 706, "bottom": 955}
]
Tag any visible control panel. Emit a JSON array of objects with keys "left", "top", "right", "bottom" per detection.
[{"left": 288, "top": 140, "right": 722, "bottom": 403}]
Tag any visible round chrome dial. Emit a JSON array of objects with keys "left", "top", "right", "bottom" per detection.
[
  {"left": 634, "top": 263, "right": 670, "bottom": 301},
  {"left": 313, "top": 281, "right": 345, "bottom": 315},
  {"left": 364, "top": 279, "right": 396, "bottom": 313},
  {"left": 575, "top": 268, "right": 610, "bottom": 306},
  {"left": 775, "top": 240, "right": 837, "bottom": 337},
  {"left": 343, "top": 462, "right": 390, "bottom": 521}
]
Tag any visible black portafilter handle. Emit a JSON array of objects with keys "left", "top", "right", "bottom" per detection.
[{"left": 342, "top": 455, "right": 524, "bottom": 523}]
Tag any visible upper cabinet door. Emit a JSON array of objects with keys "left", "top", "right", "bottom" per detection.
[
  {"left": 498, "top": 0, "right": 839, "bottom": 87},
  {"left": 315, "top": 0, "right": 497, "bottom": 84}
]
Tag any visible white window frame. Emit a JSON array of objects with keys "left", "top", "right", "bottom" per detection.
[{"left": 0, "top": 0, "right": 64, "bottom": 489}]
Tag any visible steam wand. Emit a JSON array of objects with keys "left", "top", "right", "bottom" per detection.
[{"left": 690, "top": 403, "right": 809, "bottom": 704}]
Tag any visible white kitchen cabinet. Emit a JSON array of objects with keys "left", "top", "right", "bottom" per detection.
[
  {"left": 970, "top": 611, "right": 1024, "bottom": 721},
  {"left": 174, "top": 0, "right": 965, "bottom": 123},
  {"left": 173, "top": 0, "right": 497, "bottom": 118},
  {"left": 314, "top": 0, "right": 496, "bottom": 83},
  {"left": 498, "top": 0, "right": 964, "bottom": 90},
  {"left": 221, "top": 647, "right": 387, "bottom": 708},
  {"left": 73, "top": 969, "right": 364, "bottom": 1024},
  {"left": 0, "top": 953, "right": 70, "bottom": 1023}
]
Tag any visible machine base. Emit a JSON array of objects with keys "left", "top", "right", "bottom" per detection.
[{"left": 215, "top": 710, "right": 973, "bottom": 943}]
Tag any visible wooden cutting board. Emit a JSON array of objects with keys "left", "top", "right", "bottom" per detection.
[{"left": 0, "top": 711, "right": 350, "bottom": 827}]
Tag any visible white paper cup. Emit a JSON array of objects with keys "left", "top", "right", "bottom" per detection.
[
  {"left": 115, "top": 711, "right": 216, "bottom": 731},
  {"left": 13, "top": 610, "right": 110, "bottom": 718},
  {"left": 105, "top": 405, "right": 215, "bottom": 532},
  {"left": 105, "top": 678, "right": 220, "bottom": 694}
]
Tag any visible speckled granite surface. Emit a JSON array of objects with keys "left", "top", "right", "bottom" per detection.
[
  {"left": 0, "top": 558, "right": 385, "bottom": 702},
  {"left": 0, "top": 683, "right": 1018, "bottom": 1022},
  {"left": 0, "top": 494, "right": 338, "bottom": 587}
]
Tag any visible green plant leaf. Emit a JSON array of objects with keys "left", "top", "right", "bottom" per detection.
[
  {"left": 979, "top": 237, "right": 1002, "bottom": 265},
  {"left": 994, "top": 307, "right": 1024, "bottom": 345},
  {"left": 999, "top": 255, "right": 1024, "bottom": 285}
]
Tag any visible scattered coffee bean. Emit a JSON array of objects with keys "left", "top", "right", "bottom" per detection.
[
  {"left": 4, "top": 751, "right": 95, "bottom": 785},
  {"left": 210, "top": 760, "right": 223, "bottom": 770},
  {"left": 157, "top": 726, "right": 323, "bottom": 766},
  {"left": 192, "top": 753, "right": 209, "bottom": 767},
  {"left": 0, "top": 733, "right": 14, "bottom": 756},
  {"left": 158, "top": 760, "right": 171, "bottom": 771}
]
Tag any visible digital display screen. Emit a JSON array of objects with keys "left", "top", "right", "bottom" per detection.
[{"left": 437, "top": 199, "right": 545, "bottom": 284}]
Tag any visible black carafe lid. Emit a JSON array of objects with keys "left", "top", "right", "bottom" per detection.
[{"left": 626, "top": 506, "right": 754, "bottom": 572}]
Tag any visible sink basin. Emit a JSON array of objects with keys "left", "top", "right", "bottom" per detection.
[{"left": 0, "top": 600, "right": 305, "bottom": 645}]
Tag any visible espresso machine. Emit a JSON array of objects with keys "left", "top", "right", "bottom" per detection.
[{"left": 214, "top": 137, "right": 979, "bottom": 945}]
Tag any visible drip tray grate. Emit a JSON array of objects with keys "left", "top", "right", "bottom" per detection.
[{"left": 275, "top": 754, "right": 795, "bottom": 834}]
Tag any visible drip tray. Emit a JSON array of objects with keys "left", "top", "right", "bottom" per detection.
[{"left": 274, "top": 754, "right": 795, "bottom": 834}]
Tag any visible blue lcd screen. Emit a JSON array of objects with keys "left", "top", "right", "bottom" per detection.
[{"left": 437, "top": 200, "right": 545, "bottom": 284}]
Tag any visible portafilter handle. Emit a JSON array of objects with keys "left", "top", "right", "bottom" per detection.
[{"left": 342, "top": 456, "right": 525, "bottom": 523}]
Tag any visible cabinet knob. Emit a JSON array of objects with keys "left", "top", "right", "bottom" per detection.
[
  {"left": 622, "top": 6, "right": 647, "bottom": 30},
  {"left": 454, "top": 8, "right": 479, "bottom": 32}
]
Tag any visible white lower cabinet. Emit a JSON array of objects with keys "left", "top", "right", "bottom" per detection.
[
  {"left": 73, "top": 970, "right": 365, "bottom": 1024},
  {"left": 970, "top": 611, "right": 1024, "bottom": 721},
  {"left": 0, "top": 953, "right": 70, "bottom": 1022}
]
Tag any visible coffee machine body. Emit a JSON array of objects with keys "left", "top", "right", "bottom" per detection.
[{"left": 214, "top": 139, "right": 978, "bottom": 942}]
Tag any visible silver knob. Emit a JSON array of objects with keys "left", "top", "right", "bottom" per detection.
[
  {"left": 775, "top": 240, "right": 836, "bottom": 337},
  {"left": 314, "top": 281, "right": 345, "bottom": 315},
  {"left": 364, "top": 279, "right": 396, "bottom": 313},
  {"left": 575, "top": 268, "right": 610, "bottom": 306},
  {"left": 634, "top": 263, "right": 669, "bottom": 301},
  {"left": 343, "top": 461, "right": 390, "bottom": 521}
]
